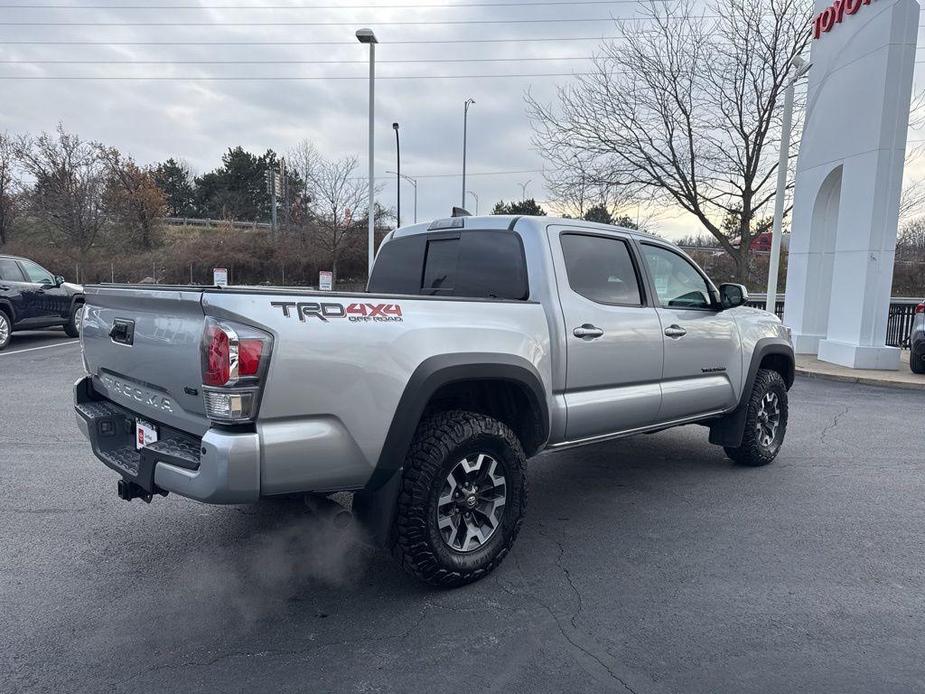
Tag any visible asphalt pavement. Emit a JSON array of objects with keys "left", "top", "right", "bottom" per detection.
[{"left": 2, "top": 339, "right": 924, "bottom": 693}]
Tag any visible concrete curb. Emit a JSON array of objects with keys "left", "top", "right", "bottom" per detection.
[{"left": 795, "top": 367, "right": 925, "bottom": 391}]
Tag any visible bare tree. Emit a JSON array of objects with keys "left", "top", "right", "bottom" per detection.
[
  {"left": 0, "top": 132, "right": 17, "bottom": 246},
  {"left": 293, "top": 142, "right": 369, "bottom": 280},
  {"left": 16, "top": 124, "right": 108, "bottom": 261},
  {"left": 99, "top": 147, "right": 167, "bottom": 250},
  {"left": 528, "top": 0, "right": 812, "bottom": 282}
]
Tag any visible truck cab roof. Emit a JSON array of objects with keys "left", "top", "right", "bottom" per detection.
[{"left": 390, "top": 214, "right": 669, "bottom": 246}]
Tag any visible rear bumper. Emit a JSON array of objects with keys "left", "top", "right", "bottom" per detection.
[{"left": 74, "top": 376, "right": 260, "bottom": 503}]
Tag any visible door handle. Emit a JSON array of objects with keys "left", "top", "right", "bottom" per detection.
[
  {"left": 573, "top": 324, "right": 604, "bottom": 339},
  {"left": 664, "top": 324, "right": 687, "bottom": 339}
]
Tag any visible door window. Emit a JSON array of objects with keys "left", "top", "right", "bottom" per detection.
[
  {"left": 641, "top": 245, "right": 713, "bottom": 309},
  {"left": 19, "top": 260, "right": 55, "bottom": 285},
  {"left": 0, "top": 258, "right": 25, "bottom": 281},
  {"left": 560, "top": 233, "right": 642, "bottom": 306}
]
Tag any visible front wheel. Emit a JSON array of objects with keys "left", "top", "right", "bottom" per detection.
[
  {"left": 724, "top": 369, "right": 789, "bottom": 467},
  {"left": 391, "top": 410, "right": 527, "bottom": 588},
  {"left": 63, "top": 303, "right": 83, "bottom": 338},
  {"left": 0, "top": 310, "right": 11, "bottom": 351}
]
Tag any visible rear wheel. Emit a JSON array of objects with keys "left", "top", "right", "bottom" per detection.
[
  {"left": 391, "top": 410, "right": 527, "bottom": 588},
  {"left": 724, "top": 369, "right": 789, "bottom": 467},
  {"left": 911, "top": 348, "right": 925, "bottom": 375},
  {"left": 63, "top": 302, "right": 83, "bottom": 338},
  {"left": 0, "top": 310, "right": 10, "bottom": 351}
]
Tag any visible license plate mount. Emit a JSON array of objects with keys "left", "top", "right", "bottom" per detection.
[{"left": 135, "top": 419, "right": 158, "bottom": 450}]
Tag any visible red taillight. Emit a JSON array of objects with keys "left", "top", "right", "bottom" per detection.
[
  {"left": 238, "top": 338, "right": 263, "bottom": 376},
  {"left": 203, "top": 323, "right": 231, "bottom": 386},
  {"left": 916, "top": 303, "right": 925, "bottom": 315}
]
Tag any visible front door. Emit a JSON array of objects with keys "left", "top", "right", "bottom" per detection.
[
  {"left": 17, "top": 259, "right": 68, "bottom": 323},
  {"left": 551, "top": 228, "right": 664, "bottom": 441},
  {"left": 638, "top": 243, "right": 742, "bottom": 421}
]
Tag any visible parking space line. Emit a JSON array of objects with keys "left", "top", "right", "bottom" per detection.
[{"left": 0, "top": 341, "right": 80, "bottom": 356}]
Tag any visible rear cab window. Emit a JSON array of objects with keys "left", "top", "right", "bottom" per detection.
[{"left": 368, "top": 230, "right": 529, "bottom": 300}]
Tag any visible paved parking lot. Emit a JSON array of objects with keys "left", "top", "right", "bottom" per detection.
[{"left": 2, "top": 338, "right": 924, "bottom": 693}]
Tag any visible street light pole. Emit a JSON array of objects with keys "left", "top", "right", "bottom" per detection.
[
  {"left": 519, "top": 179, "right": 532, "bottom": 200},
  {"left": 766, "top": 56, "right": 811, "bottom": 313},
  {"left": 461, "top": 98, "right": 475, "bottom": 208},
  {"left": 392, "top": 122, "right": 400, "bottom": 227},
  {"left": 467, "top": 190, "right": 479, "bottom": 215},
  {"left": 357, "top": 27, "right": 378, "bottom": 276},
  {"left": 387, "top": 170, "right": 418, "bottom": 223}
]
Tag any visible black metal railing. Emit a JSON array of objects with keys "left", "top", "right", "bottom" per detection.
[{"left": 746, "top": 295, "right": 922, "bottom": 348}]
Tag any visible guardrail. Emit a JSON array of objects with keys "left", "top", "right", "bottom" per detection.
[
  {"left": 162, "top": 217, "right": 272, "bottom": 230},
  {"left": 746, "top": 295, "right": 921, "bottom": 348}
]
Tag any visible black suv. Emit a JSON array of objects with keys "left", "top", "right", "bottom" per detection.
[{"left": 0, "top": 254, "right": 84, "bottom": 351}]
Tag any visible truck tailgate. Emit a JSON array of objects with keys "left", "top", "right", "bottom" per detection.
[{"left": 81, "top": 286, "right": 210, "bottom": 436}]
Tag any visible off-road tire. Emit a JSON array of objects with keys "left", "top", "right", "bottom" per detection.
[
  {"left": 391, "top": 410, "right": 527, "bottom": 588},
  {"left": 63, "top": 302, "right": 82, "bottom": 338},
  {"left": 724, "top": 369, "right": 789, "bottom": 467},
  {"left": 0, "top": 309, "right": 10, "bottom": 351}
]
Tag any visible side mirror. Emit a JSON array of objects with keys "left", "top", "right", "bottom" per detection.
[
  {"left": 54, "top": 275, "right": 65, "bottom": 287},
  {"left": 719, "top": 283, "right": 749, "bottom": 310}
]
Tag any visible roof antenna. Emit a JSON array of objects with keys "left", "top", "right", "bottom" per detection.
[{"left": 451, "top": 207, "right": 471, "bottom": 218}]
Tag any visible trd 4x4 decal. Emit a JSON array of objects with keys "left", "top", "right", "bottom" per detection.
[{"left": 271, "top": 301, "right": 403, "bottom": 323}]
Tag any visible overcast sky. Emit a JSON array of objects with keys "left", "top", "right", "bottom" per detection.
[{"left": 1, "top": 0, "right": 924, "bottom": 238}]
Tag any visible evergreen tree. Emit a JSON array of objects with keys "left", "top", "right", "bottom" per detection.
[
  {"left": 491, "top": 198, "right": 547, "bottom": 216},
  {"left": 153, "top": 158, "right": 195, "bottom": 217}
]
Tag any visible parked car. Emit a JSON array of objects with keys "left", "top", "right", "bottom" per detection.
[
  {"left": 0, "top": 254, "right": 84, "bottom": 351},
  {"left": 911, "top": 301, "right": 925, "bottom": 374},
  {"left": 74, "top": 215, "right": 794, "bottom": 587}
]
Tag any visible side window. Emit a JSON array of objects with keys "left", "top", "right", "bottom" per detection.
[
  {"left": 560, "top": 233, "right": 643, "bottom": 306},
  {"left": 641, "top": 244, "right": 713, "bottom": 309},
  {"left": 19, "top": 260, "right": 55, "bottom": 285},
  {"left": 0, "top": 258, "right": 25, "bottom": 281}
]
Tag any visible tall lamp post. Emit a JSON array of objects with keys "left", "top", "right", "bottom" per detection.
[
  {"left": 392, "top": 122, "right": 401, "bottom": 227},
  {"left": 518, "top": 179, "right": 532, "bottom": 200},
  {"left": 357, "top": 27, "right": 378, "bottom": 275},
  {"left": 461, "top": 98, "right": 475, "bottom": 208},
  {"left": 387, "top": 170, "right": 418, "bottom": 223},
  {"left": 766, "top": 55, "right": 811, "bottom": 313},
  {"left": 467, "top": 190, "right": 479, "bottom": 215}
]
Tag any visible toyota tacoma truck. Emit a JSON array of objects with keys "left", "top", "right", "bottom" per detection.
[{"left": 75, "top": 215, "right": 794, "bottom": 587}]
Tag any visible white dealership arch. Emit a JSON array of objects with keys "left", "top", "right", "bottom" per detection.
[{"left": 784, "top": 0, "right": 919, "bottom": 370}]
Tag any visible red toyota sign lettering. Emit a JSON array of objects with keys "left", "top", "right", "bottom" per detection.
[{"left": 813, "top": 0, "right": 874, "bottom": 39}]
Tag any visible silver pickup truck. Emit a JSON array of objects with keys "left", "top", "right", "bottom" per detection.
[{"left": 75, "top": 214, "right": 794, "bottom": 586}]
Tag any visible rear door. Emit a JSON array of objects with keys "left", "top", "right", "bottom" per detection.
[
  {"left": 637, "top": 242, "right": 742, "bottom": 421},
  {"left": 0, "top": 257, "right": 29, "bottom": 324},
  {"left": 550, "top": 227, "right": 664, "bottom": 441}
]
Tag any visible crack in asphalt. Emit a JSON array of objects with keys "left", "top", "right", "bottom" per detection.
[
  {"left": 539, "top": 528, "right": 584, "bottom": 630},
  {"left": 106, "top": 607, "right": 430, "bottom": 688},
  {"left": 819, "top": 406, "right": 849, "bottom": 447},
  {"left": 503, "top": 548, "right": 638, "bottom": 694}
]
